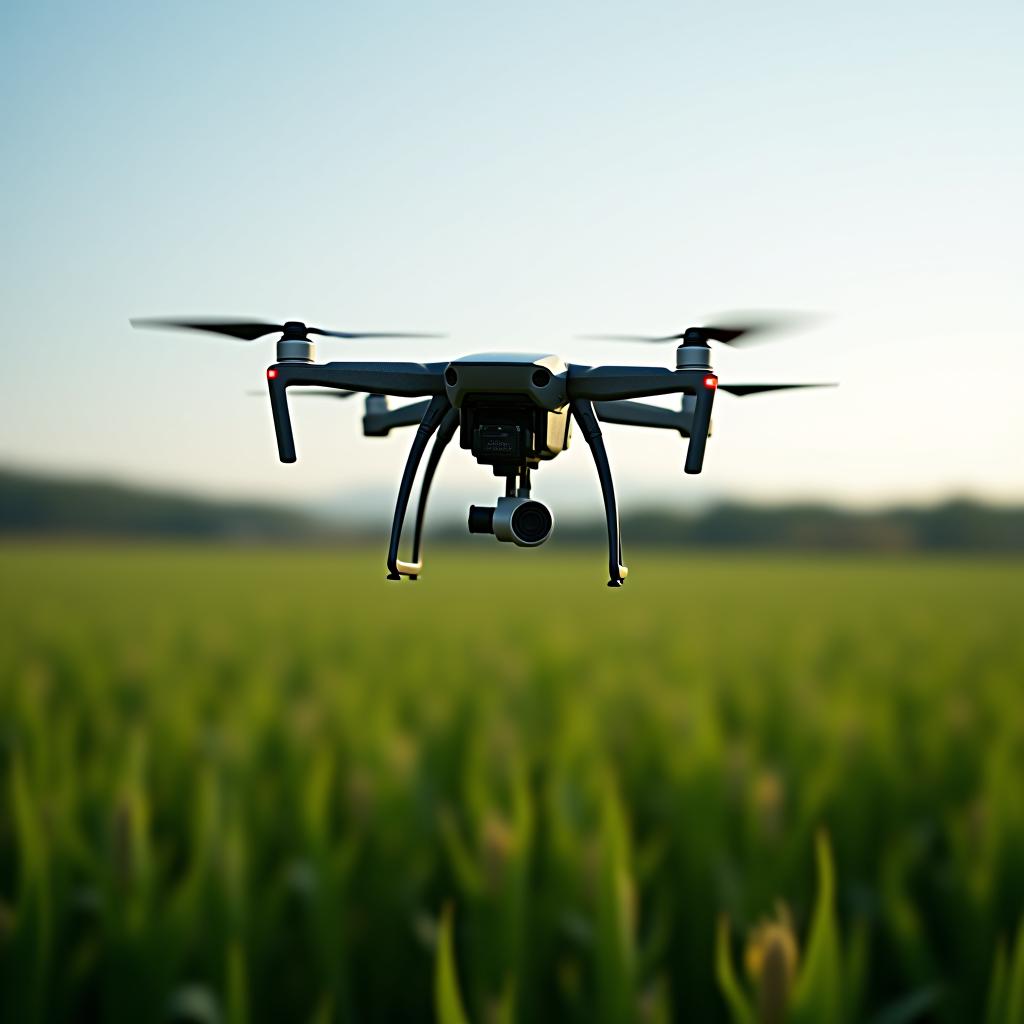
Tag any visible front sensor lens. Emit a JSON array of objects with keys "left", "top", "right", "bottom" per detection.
[
  {"left": 532, "top": 368, "right": 551, "bottom": 387},
  {"left": 445, "top": 367, "right": 458, "bottom": 386},
  {"left": 511, "top": 500, "right": 553, "bottom": 544}
]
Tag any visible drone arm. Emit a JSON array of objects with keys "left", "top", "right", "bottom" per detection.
[
  {"left": 274, "top": 360, "right": 447, "bottom": 397},
  {"left": 267, "top": 374, "right": 300, "bottom": 463},
  {"left": 570, "top": 400, "right": 627, "bottom": 587},
  {"left": 566, "top": 365, "right": 710, "bottom": 402},
  {"left": 594, "top": 398, "right": 693, "bottom": 437},
  {"left": 569, "top": 366, "right": 715, "bottom": 475},
  {"left": 362, "top": 397, "right": 434, "bottom": 437},
  {"left": 267, "top": 361, "right": 445, "bottom": 462},
  {"left": 684, "top": 386, "right": 715, "bottom": 475},
  {"left": 386, "top": 394, "right": 452, "bottom": 579}
]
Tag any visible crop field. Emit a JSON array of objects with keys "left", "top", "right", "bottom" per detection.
[{"left": 1, "top": 543, "right": 1023, "bottom": 1023}]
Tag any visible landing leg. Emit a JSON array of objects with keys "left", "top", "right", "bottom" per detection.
[
  {"left": 570, "top": 400, "right": 628, "bottom": 587},
  {"left": 408, "top": 408, "right": 460, "bottom": 577},
  {"left": 386, "top": 395, "right": 451, "bottom": 580}
]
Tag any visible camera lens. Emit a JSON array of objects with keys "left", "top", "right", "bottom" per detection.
[{"left": 510, "top": 500, "right": 553, "bottom": 545}]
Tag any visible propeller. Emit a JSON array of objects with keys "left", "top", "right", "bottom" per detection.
[
  {"left": 579, "top": 311, "right": 820, "bottom": 347},
  {"left": 131, "top": 318, "right": 444, "bottom": 341},
  {"left": 718, "top": 383, "right": 836, "bottom": 397}
]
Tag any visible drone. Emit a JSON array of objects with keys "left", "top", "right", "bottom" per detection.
[{"left": 132, "top": 316, "right": 833, "bottom": 586}]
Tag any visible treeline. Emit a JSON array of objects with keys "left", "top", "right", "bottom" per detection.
[
  {"left": 1, "top": 467, "right": 1021, "bottom": 552},
  {"left": 0, "top": 467, "right": 315, "bottom": 540},
  {"left": 550, "top": 501, "right": 1024, "bottom": 553}
]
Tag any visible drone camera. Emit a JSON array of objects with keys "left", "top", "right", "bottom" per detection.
[
  {"left": 468, "top": 497, "right": 553, "bottom": 547},
  {"left": 507, "top": 499, "right": 554, "bottom": 545}
]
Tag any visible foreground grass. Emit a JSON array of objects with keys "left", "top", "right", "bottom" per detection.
[{"left": 1, "top": 543, "right": 1023, "bottom": 1023}]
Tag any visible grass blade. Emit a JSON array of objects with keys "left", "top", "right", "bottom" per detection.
[{"left": 436, "top": 903, "right": 471, "bottom": 1024}]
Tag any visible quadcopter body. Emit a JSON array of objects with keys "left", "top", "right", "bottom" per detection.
[
  {"left": 443, "top": 353, "right": 573, "bottom": 472},
  {"left": 133, "top": 316, "right": 833, "bottom": 586}
]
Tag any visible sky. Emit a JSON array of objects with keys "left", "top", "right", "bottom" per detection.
[{"left": 2, "top": 0, "right": 1022, "bottom": 520}]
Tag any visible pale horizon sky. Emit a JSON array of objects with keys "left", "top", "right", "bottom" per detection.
[{"left": 2, "top": 0, "right": 1022, "bottom": 521}]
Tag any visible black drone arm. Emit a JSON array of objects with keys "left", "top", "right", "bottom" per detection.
[
  {"left": 267, "top": 360, "right": 446, "bottom": 462},
  {"left": 362, "top": 397, "right": 435, "bottom": 437},
  {"left": 566, "top": 365, "right": 711, "bottom": 401},
  {"left": 685, "top": 389, "right": 715, "bottom": 475},
  {"left": 594, "top": 398, "right": 694, "bottom": 437},
  {"left": 568, "top": 365, "right": 716, "bottom": 475}
]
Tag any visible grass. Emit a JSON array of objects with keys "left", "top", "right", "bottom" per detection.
[{"left": 1, "top": 542, "right": 1023, "bottom": 1023}]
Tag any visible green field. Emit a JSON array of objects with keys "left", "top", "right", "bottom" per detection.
[{"left": 2, "top": 544, "right": 1023, "bottom": 1023}]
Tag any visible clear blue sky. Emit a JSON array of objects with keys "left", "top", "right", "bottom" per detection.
[{"left": 2, "top": 0, "right": 1021, "bottom": 516}]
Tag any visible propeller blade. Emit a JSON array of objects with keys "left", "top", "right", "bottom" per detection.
[
  {"left": 132, "top": 318, "right": 282, "bottom": 341},
  {"left": 578, "top": 311, "right": 822, "bottom": 347},
  {"left": 700, "top": 311, "right": 822, "bottom": 347},
  {"left": 133, "top": 319, "right": 445, "bottom": 342},
  {"left": 718, "top": 383, "right": 837, "bottom": 396},
  {"left": 577, "top": 333, "right": 684, "bottom": 344},
  {"left": 310, "top": 329, "right": 446, "bottom": 339},
  {"left": 700, "top": 326, "right": 749, "bottom": 345}
]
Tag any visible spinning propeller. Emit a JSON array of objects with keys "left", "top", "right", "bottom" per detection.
[
  {"left": 133, "top": 317, "right": 446, "bottom": 364},
  {"left": 580, "top": 311, "right": 820, "bottom": 347},
  {"left": 131, "top": 318, "right": 444, "bottom": 342},
  {"left": 581, "top": 312, "right": 833, "bottom": 396}
]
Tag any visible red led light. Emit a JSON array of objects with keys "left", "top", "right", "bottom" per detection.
[
  {"left": 704, "top": 375, "right": 717, "bottom": 389},
  {"left": 267, "top": 368, "right": 278, "bottom": 380}
]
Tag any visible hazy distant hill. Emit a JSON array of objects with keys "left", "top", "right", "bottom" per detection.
[{"left": 1, "top": 466, "right": 1021, "bottom": 552}]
